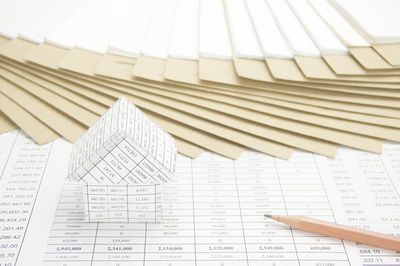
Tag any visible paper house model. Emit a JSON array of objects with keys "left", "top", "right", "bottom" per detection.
[{"left": 68, "top": 97, "right": 177, "bottom": 222}]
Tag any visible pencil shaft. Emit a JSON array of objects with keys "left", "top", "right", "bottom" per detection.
[
  {"left": 269, "top": 215, "right": 400, "bottom": 252},
  {"left": 298, "top": 217, "right": 400, "bottom": 251}
]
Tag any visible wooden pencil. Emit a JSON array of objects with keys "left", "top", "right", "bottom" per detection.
[{"left": 265, "top": 214, "right": 400, "bottom": 252}]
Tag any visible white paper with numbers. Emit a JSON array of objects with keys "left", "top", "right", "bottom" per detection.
[
  {"left": 44, "top": 142, "right": 400, "bottom": 266},
  {"left": 0, "top": 129, "right": 72, "bottom": 266},
  {"left": 68, "top": 97, "right": 177, "bottom": 222}
]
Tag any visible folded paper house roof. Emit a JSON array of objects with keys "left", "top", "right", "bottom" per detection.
[{"left": 67, "top": 97, "right": 177, "bottom": 185}]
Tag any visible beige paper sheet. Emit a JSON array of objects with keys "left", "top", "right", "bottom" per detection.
[
  {"left": 86, "top": 65, "right": 398, "bottom": 154},
  {"left": 0, "top": 40, "right": 233, "bottom": 158},
  {"left": 49, "top": 52, "right": 347, "bottom": 156},
  {"left": 0, "top": 40, "right": 88, "bottom": 142},
  {"left": 373, "top": 43, "right": 400, "bottom": 67},
  {"left": 220, "top": 0, "right": 398, "bottom": 94},
  {"left": 17, "top": 75, "right": 247, "bottom": 159},
  {"left": 96, "top": 53, "right": 137, "bottom": 80},
  {"left": 0, "top": 66, "right": 99, "bottom": 127},
  {"left": 0, "top": 70, "right": 206, "bottom": 158},
  {"left": 349, "top": 47, "right": 400, "bottom": 70},
  {"left": 33, "top": 67, "right": 300, "bottom": 158},
  {"left": 118, "top": 73, "right": 400, "bottom": 129},
  {"left": 129, "top": 56, "right": 398, "bottom": 124},
  {"left": 1, "top": 60, "right": 109, "bottom": 115},
  {"left": 132, "top": 56, "right": 386, "bottom": 153},
  {"left": 25, "top": 42, "right": 69, "bottom": 69},
  {"left": 322, "top": 53, "right": 400, "bottom": 76},
  {"left": 162, "top": 59, "right": 400, "bottom": 138},
  {"left": 200, "top": 57, "right": 400, "bottom": 110},
  {"left": 2, "top": 39, "right": 400, "bottom": 100},
  {"left": 0, "top": 91, "right": 59, "bottom": 144},
  {"left": 30, "top": 46, "right": 400, "bottom": 155},
  {"left": 98, "top": 52, "right": 400, "bottom": 99},
  {"left": 195, "top": 54, "right": 400, "bottom": 93},
  {"left": 248, "top": 56, "right": 400, "bottom": 90},
  {"left": 210, "top": 56, "right": 400, "bottom": 105},
  {"left": 0, "top": 111, "right": 17, "bottom": 134},
  {"left": 294, "top": 55, "right": 400, "bottom": 82},
  {"left": 72, "top": 81, "right": 341, "bottom": 156},
  {"left": 4, "top": 39, "right": 395, "bottom": 156},
  {"left": 0, "top": 35, "right": 9, "bottom": 47},
  {"left": 34, "top": 48, "right": 255, "bottom": 157},
  {"left": 219, "top": 18, "right": 400, "bottom": 88},
  {"left": 174, "top": 136, "right": 204, "bottom": 158},
  {"left": 2, "top": 61, "right": 111, "bottom": 115},
  {"left": 26, "top": 42, "right": 400, "bottom": 116},
  {"left": 145, "top": 111, "right": 246, "bottom": 159},
  {"left": 58, "top": 48, "right": 104, "bottom": 76},
  {"left": 6, "top": 52, "right": 205, "bottom": 157},
  {"left": 97, "top": 54, "right": 400, "bottom": 128},
  {"left": 1, "top": 62, "right": 206, "bottom": 158},
  {"left": 0, "top": 75, "right": 87, "bottom": 142},
  {"left": 24, "top": 45, "right": 299, "bottom": 158},
  {"left": 6, "top": 39, "right": 386, "bottom": 160},
  {"left": 10, "top": 47, "right": 251, "bottom": 159},
  {"left": 8, "top": 69, "right": 240, "bottom": 159}
]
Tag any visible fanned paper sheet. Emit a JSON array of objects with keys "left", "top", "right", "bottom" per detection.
[{"left": 0, "top": 0, "right": 399, "bottom": 160}]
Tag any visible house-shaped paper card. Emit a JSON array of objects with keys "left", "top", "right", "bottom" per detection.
[{"left": 68, "top": 97, "right": 177, "bottom": 222}]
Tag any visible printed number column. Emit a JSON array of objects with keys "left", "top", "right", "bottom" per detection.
[
  {"left": 193, "top": 152, "right": 247, "bottom": 266},
  {"left": 0, "top": 132, "right": 52, "bottom": 265},
  {"left": 324, "top": 147, "right": 400, "bottom": 265},
  {"left": 144, "top": 154, "right": 196, "bottom": 265},
  {"left": 91, "top": 223, "right": 146, "bottom": 266},
  {"left": 275, "top": 151, "right": 349, "bottom": 265},
  {"left": 44, "top": 184, "right": 97, "bottom": 265},
  {"left": 235, "top": 150, "right": 299, "bottom": 266}
]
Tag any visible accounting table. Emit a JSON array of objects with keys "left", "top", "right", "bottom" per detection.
[
  {"left": 0, "top": 130, "right": 71, "bottom": 266},
  {"left": 43, "top": 144, "right": 400, "bottom": 266}
]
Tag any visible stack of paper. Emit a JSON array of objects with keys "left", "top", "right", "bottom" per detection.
[{"left": 0, "top": 0, "right": 399, "bottom": 160}]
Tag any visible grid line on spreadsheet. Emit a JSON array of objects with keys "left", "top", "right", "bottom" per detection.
[
  {"left": 118, "top": 140, "right": 147, "bottom": 184},
  {"left": 84, "top": 133, "right": 161, "bottom": 222},
  {"left": 142, "top": 222, "right": 148, "bottom": 266},
  {"left": 273, "top": 157, "right": 301, "bottom": 265},
  {"left": 75, "top": 106, "right": 111, "bottom": 184},
  {"left": 135, "top": 112, "right": 160, "bottom": 184},
  {"left": 106, "top": 186, "right": 110, "bottom": 222},
  {"left": 90, "top": 222, "right": 99, "bottom": 266},
  {"left": 86, "top": 185, "right": 90, "bottom": 221},
  {"left": 0, "top": 130, "right": 19, "bottom": 179},
  {"left": 379, "top": 156, "right": 400, "bottom": 199},
  {"left": 108, "top": 147, "right": 131, "bottom": 180},
  {"left": 95, "top": 137, "right": 125, "bottom": 184},
  {"left": 87, "top": 170, "right": 100, "bottom": 183},
  {"left": 42, "top": 150, "right": 400, "bottom": 265},
  {"left": 190, "top": 159, "right": 198, "bottom": 265},
  {"left": 233, "top": 160, "right": 249, "bottom": 266},
  {"left": 126, "top": 184, "right": 129, "bottom": 222},
  {"left": 81, "top": 136, "right": 125, "bottom": 185},
  {"left": 118, "top": 138, "right": 160, "bottom": 184}
]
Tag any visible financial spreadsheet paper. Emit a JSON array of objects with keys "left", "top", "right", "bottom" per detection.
[
  {"left": 42, "top": 142, "right": 400, "bottom": 266},
  {"left": 0, "top": 129, "right": 71, "bottom": 266},
  {"left": 0, "top": 129, "right": 398, "bottom": 266},
  {"left": 68, "top": 98, "right": 176, "bottom": 223}
]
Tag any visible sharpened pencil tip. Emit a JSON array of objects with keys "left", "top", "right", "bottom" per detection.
[{"left": 264, "top": 214, "right": 271, "bottom": 218}]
